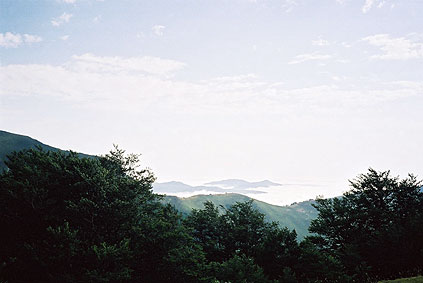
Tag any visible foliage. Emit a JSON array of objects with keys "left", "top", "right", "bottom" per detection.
[
  {"left": 0, "top": 147, "right": 204, "bottom": 282},
  {"left": 207, "top": 254, "right": 272, "bottom": 283},
  {"left": 183, "top": 201, "right": 224, "bottom": 263},
  {"left": 184, "top": 200, "right": 344, "bottom": 282},
  {"left": 164, "top": 194, "right": 317, "bottom": 240},
  {"left": 0, "top": 130, "right": 91, "bottom": 171},
  {"left": 309, "top": 168, "right": 423, "bottom": 281},
  {"left": 379, "top": 276, "right": 423, "bottom": 283},
  {"left": 1, "top": 141, "right": 422, "bottom": 282}
]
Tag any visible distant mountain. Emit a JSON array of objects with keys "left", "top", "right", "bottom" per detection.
[
  {"left": 153, "top": 181, "right": 266, "bottom": 194},
  {"left": 205, "top": 179, "right": 282, "bottom": 189},
  {"left": 163, "top": 193, "right": 317, "bottom": 240},
  {"left": 0, "top": 130, "right": 91, "bottom": 170},
  {"left": 1, "top": 130, "right": 318, "bottom": 238},
  {"left": 0, "top": 130, "right": 59, "bottom": 170},
  {"left": 154, "top": 181, "right": 228, "bottom": 193}
]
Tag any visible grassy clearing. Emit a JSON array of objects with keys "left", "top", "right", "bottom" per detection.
[{"left": 379, "top": 276, "right": 423, "bottom": 283}]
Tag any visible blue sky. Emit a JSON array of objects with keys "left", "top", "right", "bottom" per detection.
[{"left": 1, "top": 0, "right": 423, "bottom": 202}]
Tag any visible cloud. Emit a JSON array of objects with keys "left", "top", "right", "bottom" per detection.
[
  {"left": 341, "top": 42, "right": 351, "bottom": 48},
  {"left": 60, "top": 35, "right": 70, "bottom": 41},
  {"left": 0, "top": 32, "right": 22, "bottom": 48},
  {"left": 69, "top": 53, "right": 186, "bottom": 75},
  {"left": 23, "top": 34, "right": 42, "bottom": 43},
  {"left": 288, "top": 52, "right": 332, "bottom": 64},
  {"left": 93, "top": 15, "right": 101, "bottom": 23},
  {"left": 51, "top": 12, "right": 73, "bottom": 26},
  {"left": 152, "top": 25, "right": 165, "bottom": 36},
  {"left": 362, "top": 0, "right": 376, "bottom": 13},
  {"left": 362, "top": 34, "right": 423, "bottom": 60},
  {"left": 362, "top": 0, "right": 392, "bottom": 13},
  {"left": 1, "top": 54, "right": 420, "bottom": 115},
  {"left": 0, "top": 58, "right": 197, "bottom": 110},
  {"left": 312, "top": 38, "right": 330, "bottom": 46},
  {"left": 59, "top": 0, "right": 76, "bottom": 3},
  {"left": 0, "top": 32, "right": 42, "bottom": 48},
  {"left": 282, "top": 0, "right": 298, "bottom": 12}
]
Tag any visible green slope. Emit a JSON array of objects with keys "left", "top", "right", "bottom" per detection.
[
  {"left": 1, "top": 130, "right": 318, "bottom": 239},
  {"left": 379, "top": 276, "right": 423, "bottom": 283},
  {"left": 0, "top": 130, "right": 92, "bottom": 170},
  {"left": 163, "top": 193, "right": 318, "bottom": 240}
]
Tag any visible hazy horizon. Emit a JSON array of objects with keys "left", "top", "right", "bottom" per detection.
[
  {"left": 1, "top": 0, "right": 422, "bottom": 201},
  {"left": 152, "top": 178, "right": 344, "bottom": 206}
]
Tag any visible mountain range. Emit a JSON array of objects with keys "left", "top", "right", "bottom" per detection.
[
  {"left": 0, "top": 130, "right": 91, "bottom": 171},
  {"left": 162, "top": 193, "right": 317, "bottom": 239},
  {"left": 153, "top": 181, "right": 268, "bottom": 194},
  {"left": 0, "top": 130, "right": 59, "bottom": 170},
  {"left": 0, "top": 130, "right": 318, "bottom": 239},
  {"left": 205, "top": 179, "right": 281, "bottom": 189}
]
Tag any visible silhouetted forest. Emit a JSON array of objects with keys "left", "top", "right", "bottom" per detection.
[{"left": 1, "top": 148, "right": 422, "bottom": 282}]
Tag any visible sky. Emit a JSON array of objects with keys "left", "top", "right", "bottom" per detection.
[{"left": 1, "top": 0, "right": 423, "bottom": 202}]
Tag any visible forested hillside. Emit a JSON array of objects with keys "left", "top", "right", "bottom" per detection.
[
  {"left": 0, "top": 130, "right": 91, "bottom": 171},
  {"left": 163, "top": 194, "right": 317, "bottom": 239},
  {"left": 1, "top": 130, "right": 317, "bottom": 239},
  {"left": 0, "top": 130, "right": 58, "bottom": 170},
  {"left": 1, "top": 132, "right": 422, "bottom": 282}
]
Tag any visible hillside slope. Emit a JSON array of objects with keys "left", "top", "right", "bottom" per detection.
[
  {"left": 163, "top": 193, "right": 317, "bottom": 239},
  {"left": 0, "top": 130, "right": 60, "bottom": 170},
  {"left": 1, "top": 130, "right": 318, "bottom": 239},
  {"left": 0, "top": 130, "right": 91, "bottom": 170}
]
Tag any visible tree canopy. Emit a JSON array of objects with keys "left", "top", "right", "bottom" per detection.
[
  {"left": 1, "top": 147, "right": 421, "bottom": 282},
  {"left": 0, "top": 147, "right": 205, "bottom": 282},
  {"left": 309, "top": 168, "right": 423, "bottom": 281}
]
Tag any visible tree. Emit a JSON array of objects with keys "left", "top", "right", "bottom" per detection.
[
  {"left": 184, "top": 201, "right": 225, "bottom": 263},
  {"left": 255, "top": 226, "right": 299, "bottom": 281},
  {"left": 130, "top": 203, "right": 207, "bottom": 283},
  {"left": 295, "top": 239, "right": 349, "bottom": 282},
  {"left": 185, "top": 200, "right": 276, "bottom": 263},
  {"left": 207, "top": 254, "right": 273, "bottom": 283},
  {"left": 185, "top": 200, "right": 305, "bottom": 281},
  {"left": 309, "top": 168, "right": 423, "bottom": 280},
  {"left": 0, "top": 147, "right": 206, "bottom": 282},
  {"left": 219, "top": 200, "right": 272, "bottom": 259}
]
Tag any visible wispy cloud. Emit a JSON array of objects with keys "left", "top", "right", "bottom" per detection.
[
  {"left": 0, "top": 32, "right": 42, "bottom": 48},
  {"left": 362, "top": 0, "right": 394, "bottom": 13},
  {"left": 288, "top": 52, "right": 332, "bottom": 64},
  {"left": 23, "top": 34, "right": 43, "bottom": 43},
  {"left": 362, "top": 0, "right": 376, "bottom": 13},
  {"left": 362, "top": 34, "right": 423, "bottom": 60},
  {"left": 0, "top": 33, "right": 22, "bottom": 48},
  {"left": 69, "top": 53, "right": 186, "bottom": 75},
  {"left": 59, "top": 0, "right": 76, "bottom": 3},
  {"left": 335, "top": 0, "right": 347, "bottom": 4},
  {"left": 312, "top": 38, "right": 330, "bottom": 46},
  {"left": 282, "top": 0, "right": 298, "bottom": 12},
  {"left": 247, "top": 0, "right": 298, "bottom": 11},
  {"left": 152, "top": 25, "right": 165, "bottom": 36},
  {"left": 51, "top": 12, "right": 73, "bottom": 26},
  {"left": 2, "top": 54, "right": 420, "bottom": 112},
  {"left": 93, "top": 15, "right": 101, "bottom": 23}
]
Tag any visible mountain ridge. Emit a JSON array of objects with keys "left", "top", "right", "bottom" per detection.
[
  {"left": 0, "top": 130, "right": 92, "bottom": 170},
  {"left": 0, "top": 130, "right": 318, "bottom": 238},
  {"left": 153, "top": 180, "right": 267, "bottom": 194},
  {"left": 162, "top": 193, "right": 317, "bottom": 239},
  {"left": 205, "top": 179, "right": 282, "bottom": 189}
]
